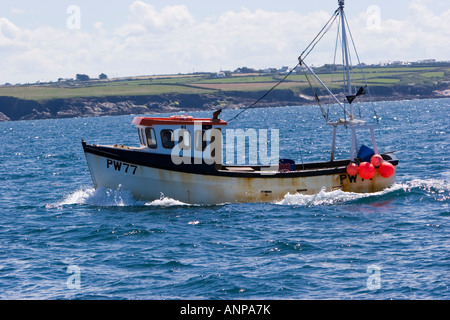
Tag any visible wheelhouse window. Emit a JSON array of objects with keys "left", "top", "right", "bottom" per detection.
[
  {"left": 177, "top": 129, "right": 191, "bottom": 150},
  {"left": 161, "top": 129, "right": 174, "bottom": 149},
  {"left": 137, "top": 128, "right": 143, "bottom": 145},
  {"left": 194, "top": 130, "right": 207, "bottom": 151},
  {"left": 194, "top": 126, "right": 220, "bottom": 151},
  {"left": 145, "top": 127, "right": 157, "bottom": 149},
  {"left": 138, "top": 128, "right": 146, "bottom": 146}
]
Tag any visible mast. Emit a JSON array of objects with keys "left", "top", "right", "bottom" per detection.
[
  {"left": 297, "top": 1, "right": 379, "bottom": 162},
  {"left": 339, "top": 0, "right": 354, "bottom": 118}
]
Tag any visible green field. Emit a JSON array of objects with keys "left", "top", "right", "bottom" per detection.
[
  {"left": 0, "top": 83, "right": 212, "bottom": 100},
  {"left": 1, "top": 63, "right": 449, "bottom": 101}
]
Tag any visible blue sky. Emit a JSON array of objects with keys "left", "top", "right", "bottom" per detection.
[{"left": 1, "top": 0, "right": 449, "bottom": 84}]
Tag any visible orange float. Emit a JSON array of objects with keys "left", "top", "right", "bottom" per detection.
[
  {"left": 358, "top": 162, "right": 375, "bottom": 180},
  {"left": 371, "top": 154, "right": 383, "bottom": 167},
  {"left": 346, "top": 163, "right": 359, "bottom": 176},
  {"left": 379, "top": 161, "right": 395, "bottom": 178}
]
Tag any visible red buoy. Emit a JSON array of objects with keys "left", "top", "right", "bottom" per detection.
[
  {"left": 379, "top": 161, "right": 395, "bottom": 178},
  {"left": 346, "top": 163, "right": 359, "bottom": 176},
  {"left": 371, "top": 154, "right": 383, "bottom": 167},
  {"left": 358, "top": 162, "right": 375, "bottom": 180}
]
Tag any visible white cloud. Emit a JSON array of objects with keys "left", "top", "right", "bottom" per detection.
[
  {"left": 110, "top": 5, "right": 333, "bottom": 74},
  {"left": 128, "top": 1, "right": 194, "bottom": 32},
  {"left": 0, "top": 18, "right": 21, "bottom": 43},
  {"left": 348, "top": 1, "right": 450, "bottom": 64},
  {"left": 1, "top": 0, "right": 449, "bottom": 84}
]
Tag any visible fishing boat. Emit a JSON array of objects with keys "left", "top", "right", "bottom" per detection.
[{"left": 82, "top": 0, "right": 398, "bottom": 204}]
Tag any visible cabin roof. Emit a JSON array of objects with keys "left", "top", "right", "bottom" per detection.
[{"left": 132, "top": 115, "right": 228, "bottom": 127}]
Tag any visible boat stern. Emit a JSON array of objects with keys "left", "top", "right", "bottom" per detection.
[{"left": 340, "top": 153, "right": 398, "bottom": 193}]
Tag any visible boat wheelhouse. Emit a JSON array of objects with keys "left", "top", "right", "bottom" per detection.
[{"left": 132, "top": 114, "right": 227, "bottom": 163}]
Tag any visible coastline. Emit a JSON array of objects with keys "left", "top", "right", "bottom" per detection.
[{"left": 0, "top": 87, "right": 448, "bottom": 122}]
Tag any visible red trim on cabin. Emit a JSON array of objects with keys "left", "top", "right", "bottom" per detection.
[{"left": 132, "top": 116, "right": 228, "bottom": 126}]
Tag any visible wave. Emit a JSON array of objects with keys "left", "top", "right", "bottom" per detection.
[
  {"left": 46, "top": 187, "right": 140, "bottom": 208},
  {"left": 399, "top": 178, "right": 450, "bottom": 193},
  {"left": 47, "top": 178, "right": 449, "bottom": 209},
  {"left": 398, "top": 178, "right": 449, "bottom": 202},
  {"left": 144, "top": 196, "right": 190, "bottom": 207},
  {"left": 276, "top": 185, "right": 402, "bottom": 206},
  {"left": 276, "top": 178, "right": 449, "bottom": 206},
  {"left": 47, "top": 187, "right": 190, "bottom": 208}
]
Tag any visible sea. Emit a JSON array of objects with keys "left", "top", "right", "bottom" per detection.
[{"left": 0, "top": 98, "right": 448, "bottom": 301}]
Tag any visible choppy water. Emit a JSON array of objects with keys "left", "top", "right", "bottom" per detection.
[{"left": 0, "top": 99, "right": 448, "bottom": 300}]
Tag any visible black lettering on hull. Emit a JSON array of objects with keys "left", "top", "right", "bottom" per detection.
[
  {"left": 106, "top": 159, "right": 137, "bottom": 175},
  {"left": 340, "top": 174, "right": 357, "bottom": 184}
]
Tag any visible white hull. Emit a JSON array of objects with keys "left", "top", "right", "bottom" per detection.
[{"left": 84, "top": 151, "right": 396, "bottom": 205}]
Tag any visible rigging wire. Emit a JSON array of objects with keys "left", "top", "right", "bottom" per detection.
[
  {"left": 330, "top": 19, "right": 341, "bottom": 119},
  {"left": 299, "top": 9, "right": 340, "bottom": 61},
  {"left": 331, "top": 19, "right": 340, "bottom": 86},
  {"left": 344, "top": 13, "right": 380, "bottom": 123},
  {"left": 337, "top": 12, "right": 348, "bottom": 125},
  {"left": 226, "top": 4, "right": 375, "bottom": 125},
  {"left": 226, "top": 8, "right": 340, "bottom": 123},
  {"left": 226, "top": 62, "right": 300, "bottom": 123},
  {"left": 341, "top": 13, "right": 361, "bottom": 119},
  {"left": 303, "top": 69, "right": 327, "bottom": 121}
]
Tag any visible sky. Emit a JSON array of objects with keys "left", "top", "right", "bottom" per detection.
[{"left": 0, "top": 0, "right": 449, "bottom": 84}]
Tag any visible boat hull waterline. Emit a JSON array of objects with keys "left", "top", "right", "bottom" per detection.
[{"left": 82, "top": 142, "right": 397, "bottom": 205}]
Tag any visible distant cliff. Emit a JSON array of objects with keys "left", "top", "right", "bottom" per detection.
[
  {"left": 0, "top": 85, "right": 445, "bottom": 122},
  {"left": 0, "top": 90, "right": 308, "bottom": 122}
]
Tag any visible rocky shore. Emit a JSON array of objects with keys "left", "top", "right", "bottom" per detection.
[
  {"left": 0, "top": 85, "right": 446, "bottom": 122},
  {"left": 0, "top": 90, "right": 306, "bottom": 122}
]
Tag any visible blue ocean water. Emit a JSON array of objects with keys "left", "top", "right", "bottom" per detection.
[{"left": 0, "top": 99, "right": 448, "bottom": 300}]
